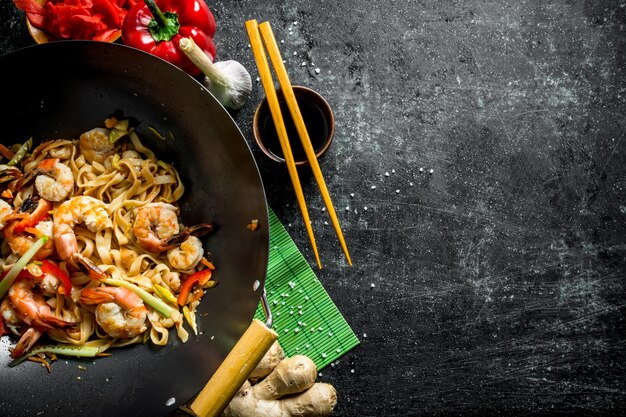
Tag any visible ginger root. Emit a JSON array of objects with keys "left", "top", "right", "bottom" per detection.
[{"left": 222, "top": 342, "right": 337, "bottom": 417}]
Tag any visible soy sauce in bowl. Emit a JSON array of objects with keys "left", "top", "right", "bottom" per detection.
[{"left": 253, "top": 85, "right": 334, "bottom": 166}]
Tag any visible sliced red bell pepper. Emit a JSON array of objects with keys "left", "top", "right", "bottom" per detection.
[
  {"left": 177, "top": 269, "right": 211, "bottom": 306},
  {"left": 121, "top": 0, "right": 216, "bottom": 76},
  {"left": 0, "top": 259, "right": 71, "bottom": 295},
  {"left": 13, "top": 0, "right": 137, "bottom": 42},
  {"left": 40, "top": 260, "right": 72, "bottom": 296}
]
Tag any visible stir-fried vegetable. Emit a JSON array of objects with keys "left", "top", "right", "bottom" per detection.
[
  {"left": 103, "top": 278, "right": 180, "bottom": 320},
  {"left": 0, "top": 236, "right": 48, "bottom": 299}
]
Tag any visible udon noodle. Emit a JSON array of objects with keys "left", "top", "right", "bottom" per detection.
[{"left": 0, "top": 118, "right": 215, "bottom": 366}]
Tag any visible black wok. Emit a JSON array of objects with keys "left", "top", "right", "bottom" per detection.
[{"left": 0, "top": 41, "right": 269, "bottom": 417}]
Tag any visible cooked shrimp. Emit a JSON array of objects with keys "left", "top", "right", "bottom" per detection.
[
  {"left": 3, "top": 197, "right": 55, "bottom": 260},
  {"left": 1, "top": 297, "right": 21, "bottom": 328},
  {"left": 4, "top": 220, "right": 55, "bottom": 260},
  {"left": 8, "top": 279, "right": 74, "bottom": 329},
  {"left": 79, "top": 127, "right": 115, "bottom": 164},
  {"left": 53, "top": 195, "right": 113, "bottom": 262},
  {"left": 33, "top": 158, "right": 74, "bottom": 202},
  {"left": 79, "top": 286, "right": 147, "bottom": 338},
  {"left": 132, "top": 203, "right": 181, "bottom": 253},
  {"left": 11, "top": 327, "right": 44, "bottom": 359},
  {"left": 167, "top": 236, "right": 204, "bottom": 270},
  {"left": 0, "top": 199, "right": 12, "bottom": 230}
]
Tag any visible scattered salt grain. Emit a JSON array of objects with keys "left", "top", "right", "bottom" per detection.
[
  {"left": 371, "top": 185, "right": 376, "bottom": 189},
  {"left": 409, "top": 182, "right": 414, "bottom": 186},
  {"left": 280, "top": 39, "right": 285, "bottom": 44},
  {"left": 429, "top": 168, "right": 434, "bottom": 174},
  {"left": 392, "top": 169, "right": 396, "bottom": 173},
  {"left": 166, "top": 398, "right": 176, "bottom": 407},
  {"left": 370, "top": 283, "right": 375, "bottom": 288},
  {"left": 301, "top": 62, "right": 307, "bottom": 67},
  {"left": 351, "top": 369, "right": 355, "bottom": 374},
  {"left": 363, "top": 333, "right": 367, "bottom": 338},
  {"left": 385, "top": 172, "right": 390, "bottom": 177},
  {"left": 350, "top": 193, "right": 355, "bottom": 198},
  {"left": 419, "top": 167, "right": 424, "bottom": 172},
  {"left": 345, "top": 206, "right": 350, "bottom": 211},
  {"left": 315, "top": 68, "right": 321, "bottom": 74},
  {"left": 324, "top": 221, "right": 328, "bottom": 225},
  {"left": 364, "top": 206, "right": 368, "bottom": 211},
  {"left": 396, "top": 189, "right": 400, "bottom": 193},
  {"left": 288, "top": 281, "right": 296, "bottom": 289},
  {"left": 293, "top": 51, "right": 298, "bottom": 56}
]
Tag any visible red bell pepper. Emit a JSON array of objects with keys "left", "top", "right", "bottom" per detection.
[
  {"left": 177, "top": 268, "right": 211, "bottom": 306},
  {"left": 121, "top": 0, "right": 216, "bottom": 76},
  {"left": 40, "top": 260, "right": 72, "bottom": 296},
  {"left": 0, "top": 259, "right": 71, "bottom": 296},
  {"left": 13, "top": 0, "right": 138, "bottom": 42}
]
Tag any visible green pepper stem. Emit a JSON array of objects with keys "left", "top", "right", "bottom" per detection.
[
  {"left": 144, "top": 0, "right": 180, "bottom": 42},
  {"left": 144, "top": 0, "right": 167, "bottom": 25}
]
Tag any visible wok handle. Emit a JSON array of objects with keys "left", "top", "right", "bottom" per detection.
[{"left": 189, "top": 318, "right": 278, "bottom": 417}]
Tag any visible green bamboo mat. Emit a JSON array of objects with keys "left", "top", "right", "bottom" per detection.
[{"left": 254, "top": 207, "right": 359, "bottom": 370}]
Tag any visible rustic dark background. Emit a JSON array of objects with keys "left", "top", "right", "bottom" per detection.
[{"left": 1, "top": 0, "right": 625, "bottom": 416}]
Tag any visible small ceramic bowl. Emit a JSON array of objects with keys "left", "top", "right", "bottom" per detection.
[{"left": 253, "top": 85, "right": 334, "bottom": 167}]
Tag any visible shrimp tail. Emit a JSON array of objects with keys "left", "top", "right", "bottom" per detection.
[
  {"left": 72, "top": 253, "right": 109, "bottom": 281},
  {"left": 34, "top": 315, "right": 75, "bottom": 330},
  {"left": 166, "top": 223, "right": 214, "bottom": 246},
  {"left": 10, "top": 327, "right": 44, "bottom": 358}
]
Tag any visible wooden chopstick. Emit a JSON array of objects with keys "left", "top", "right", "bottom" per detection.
[
  {"left": 245, "top": 19, "right": 323, "bottom": 269},
  {"left": 257, "top": 21, "right": 352, "bottom": 267}
]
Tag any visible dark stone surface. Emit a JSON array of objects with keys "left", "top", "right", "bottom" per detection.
[{"left": 1, "top": 0, "right": 625, "bottom": 416}]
